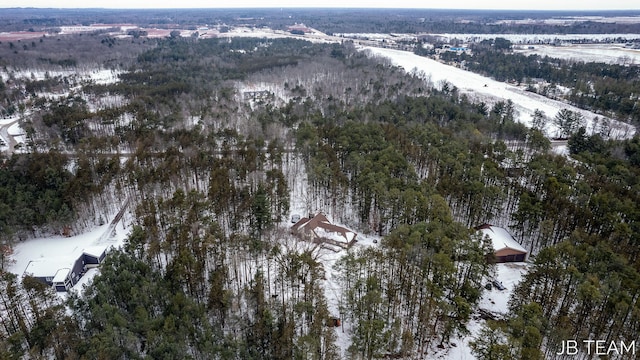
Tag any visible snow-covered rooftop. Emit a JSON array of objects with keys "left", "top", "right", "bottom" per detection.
[
  {"left": 314, "top": 227, "right": 355, "bottom": 244},
  {"left": 52, "top": 267, "right": 72, "bottom": 283},
  {"left": 21, "top": 243, "right": 107, "bottom": 284},
  {"left": 24, "top": 257, "right": 73, "bottom": 278},
  {"left": 479, "top": 225, "right": 527, "bottom": 253},
  {"left": 293, "top": 213, "right": 357, "bottom": 244},
  {"left": 82, "top": 245, "right": 107, "bottom": 258},
  {"left": 9, "top": 225, "right": 104, "bottom": 276}
]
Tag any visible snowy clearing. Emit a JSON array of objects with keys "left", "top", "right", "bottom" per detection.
[
  {"left": 7, "top": 207, "right": 132, "bottom": 295},
  {"left": 514, "top": 43, "right": 640, "bottom": 65}
]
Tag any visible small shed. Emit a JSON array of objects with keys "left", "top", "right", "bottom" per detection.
[{"left": 475, "top": 224, "right": 528, "bottom": 263}]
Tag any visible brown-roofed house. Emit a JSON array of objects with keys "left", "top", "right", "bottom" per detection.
[{"left": 291, "top": 213, "right": 357, "bottom": 249}]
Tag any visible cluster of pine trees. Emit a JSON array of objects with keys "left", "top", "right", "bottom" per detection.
[{"left": 0, "top": 33, "right": 638, "bottom": 359}]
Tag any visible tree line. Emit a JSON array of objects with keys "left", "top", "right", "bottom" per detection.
[{"left": 436, "top": 38, "right": 640, "bottom": 124}]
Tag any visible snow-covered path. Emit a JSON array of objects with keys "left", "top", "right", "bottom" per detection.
[{"left": 0, "top": 117, "right": 19, "bottom": 154}]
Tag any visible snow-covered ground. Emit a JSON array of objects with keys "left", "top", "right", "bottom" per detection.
[
  {"left": 6, "top": 206, "right": 132, "bottom": 296},
  {"left": 514, "top": 43, "right": 640, "bottom": 65},
  {"left": 434, "top": 262, "right": 529, "bottom": 360},
  {"left": 318, "top": 232, "right": 382, "bottom": 357},
  {"left": 7, "top": 121, "right": 25, "bottom": 145},
  {"left": 479, "top": 263, "right": 529, "bottom": 315},
  {"left": 0, "top": 68, "right": 124, "bottom": 151},
  {"left": 3, "top": 27, "right": 633, "bottom": 357},
  {"left": 285, "top": 152, "right": 380, "bottom": 357},
  {"left": 283, "top": 98, "right": 529, "bottom": 360},
  {"left": 364, "top": 46, "right": 636, "bottom": 140},
  {"left": 434, "top": 33, "right": 640, "bottom": 44}
]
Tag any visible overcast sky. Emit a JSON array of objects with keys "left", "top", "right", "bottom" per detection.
[{"left": 1, "top": 0, "right": 638, "bottom": 10}]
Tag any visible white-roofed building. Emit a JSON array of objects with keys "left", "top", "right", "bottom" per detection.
[
  {"left": 22, "top": 245, "right": 108, "bottom": 291},
  {"left": 476, "top": 224, "right": 528, "bottom": 263},
  {"left": 82, "top": 246, "right": 107, "bottom": 267}
]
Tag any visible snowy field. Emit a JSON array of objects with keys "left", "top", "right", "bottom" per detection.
[
  {"left": 364, "top": 46, "right": 636, "bottom": 140},
  {"left": 514, "top": 43, "right": 640, "bottom": 65},
  {"left": 435, "top": 33, "right": 640, "bottom": 44}
]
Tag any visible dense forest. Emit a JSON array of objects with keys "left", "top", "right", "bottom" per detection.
[{"left": 0, "top": 20, "right": 639, "bottom": 359}]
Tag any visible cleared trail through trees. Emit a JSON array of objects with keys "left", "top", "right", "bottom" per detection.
[{"left": 96, "top": 196, "right": 130, "bottom": 244}]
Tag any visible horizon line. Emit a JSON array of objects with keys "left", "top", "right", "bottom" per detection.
[{"left": 2, "top": 7, "right": 640, "bottom": 11}]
